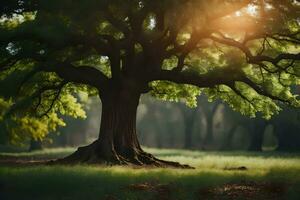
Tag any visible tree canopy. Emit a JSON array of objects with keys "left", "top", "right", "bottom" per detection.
[{"left": 0, "top": 0, "right": 299, "bottom": 165}]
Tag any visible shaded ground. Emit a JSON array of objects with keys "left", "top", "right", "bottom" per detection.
[
  {"left": 0, "top": 148, "right": 299, "bottom": 200},
  {"left": 198, "top": 181, "right": 286, "bottom": 200},
  {"left": 0, "top": 155, "right": 48, "bottom": 166},
  {"left": 126, "top": 181, "right": 286, "bottom": 200},
  {"left": 0, "top": 147, "right": 74, "bottom": 166}
]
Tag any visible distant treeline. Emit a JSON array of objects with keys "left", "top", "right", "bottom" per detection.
[
  {"left": 1, "top": 95, "right": 299, "bottom": 152},
  {"left": 47, "top": 95, "right": 300, "bottom": 152}
]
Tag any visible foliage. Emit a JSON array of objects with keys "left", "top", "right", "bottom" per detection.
[
  {"left": 150, "top": 81, "right": 200, "bottom": 107},
  {"left": 0, "top": 93, "right": 86, "bottom": 145},
  {"left": 0, "top": 74, "right": 87, "bottom": 145},
  {"left": 0, "top": 0, "right": 299, "bottom": 146}
]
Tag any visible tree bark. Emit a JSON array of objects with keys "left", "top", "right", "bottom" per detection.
[{"left": 55, "top": 87, "right": 192, "bottom": 168}]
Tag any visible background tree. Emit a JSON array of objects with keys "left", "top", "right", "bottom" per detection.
[
  {"left": 200, "top": 97, "right": 222, "bottom": 148},
  {"left": 176, "top": 102, "right": 199, "bottom": 149},
  {"left": 247, "top": 118, "right": 267, "bottom": 151},
  {"left": 0, "top": 0, "right": 299, "bottom": 167},
  {"left": 0, "top": 93, "right": 86, "bottom": 149},
  {"left": 272, "top": 106, "right": 300, "bottom": 151},
  {"left": 138, "top": 96, "right": 185, "bottom": 148}
]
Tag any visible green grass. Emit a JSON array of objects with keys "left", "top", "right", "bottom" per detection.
[
  {"left": 0, "top": 147, "right": 75, "bottom": 159},
  {"left": 0, "top": 148, "right": 300, "bottom": 200}
]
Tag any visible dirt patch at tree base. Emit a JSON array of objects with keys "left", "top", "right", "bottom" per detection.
[
  {"left": 199, "top": 181, "right": 286, "bottom": 200},
  {"left": 0, "top": 155, "right": 49, "bottom": 166},
  {"left": 126, "top": 181, "right": 286, "bottom": 200},
  {"left": 127, "top": 182, "right": 171, "bottom": 200},
  {"left": 0, "top": 153, "right": 194, "bottom": 169}
]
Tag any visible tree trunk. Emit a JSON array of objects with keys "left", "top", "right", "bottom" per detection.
[
  {"left": 248, "top": 120, "right": 266, "bottom": 151},
  {"left": 204, "top": 113, "right": 213, "bottom": 145},
  {"left": 275, "top": 122, "right": 300, "bottom": 152},
  {"left": 220, "top": 124, "right": 237, "bottom": 151},
  {"left": 183, "top": 109, "right": 197, "bottom": 149},
  {"left": 184, "top": 122, "right": 193, "bottom": 149},
  {"left": 29, "top": 139, "right": 43, "bottom": 151},
  {"left": 55, "top": 88, "right": 192, "bottom": 168},
  {"left": 202, "top": 102, "right": 220, "bottom": 147}
]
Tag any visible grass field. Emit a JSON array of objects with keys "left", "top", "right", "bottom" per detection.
[{"left": 0, "top": 147, "right": 300, "bottom": 200}]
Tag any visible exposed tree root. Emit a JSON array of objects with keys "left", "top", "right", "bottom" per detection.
[{"left": 49, "top": 140, "right": 194, "bottom": 169}]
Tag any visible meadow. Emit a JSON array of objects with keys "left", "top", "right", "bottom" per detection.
[{"left": 0, "top": 148, "right": 300, "bottom": 200}]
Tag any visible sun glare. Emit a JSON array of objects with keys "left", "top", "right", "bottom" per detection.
[
  {"left": 246, "top": 4, "right": 258, "bottom": 16},
  {"left": 234, "top": 4, "right": 258, "bottom": 17},
  {"left": 235, "top": 11, "right": 242, "bottom": 17},
  {"left": 265, "top": 3, "right": 273, "bottom": 10}
]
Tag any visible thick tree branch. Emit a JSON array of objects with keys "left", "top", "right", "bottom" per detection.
[
  {"left": 210, "top": 34, "right": 300, "bottom": 68},
  {"left": 149, "top": 69, "right": 239, "bottom": 88},
  {"left": 240, "top": 76, "right": 291, "bottom": 104},
  {"left": 0, "top": 26, "right": 111, "bottom": 57},
  {"left": 44, "top": 62, "right": 109, "bottom": 92},
  {"left": 149, "top": 67, "right": 295, "bottom": 105},
  {"left": 103, "top": 10, "right": 130, "bottom": 36}
]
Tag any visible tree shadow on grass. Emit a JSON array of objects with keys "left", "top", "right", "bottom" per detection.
[{"left": 0, "top": 166, "right": 299, "bottom": 200}]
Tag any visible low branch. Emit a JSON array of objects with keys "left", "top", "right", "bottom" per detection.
[
  {"left": 44, "top": 62, "right": 109, "bottom": 92},
  {"left": 240, "top": 76, "right": 291, "bottom": 104},
  {"left": 38, "top": 81, "right": 67, "bottom": 118},
  {"left": 149, "top": 68, "right": 294, "bottom": 106},
  {"left": 210, "top": 34, "right": 300, "bottom": 70},
  {"left": 149, "top": 69, "right": 238, "bottom": 88}
]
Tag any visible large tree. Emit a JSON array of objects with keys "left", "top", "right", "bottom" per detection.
[{"left": 0, "top": 0, "right": 299, "bottom": 167}]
